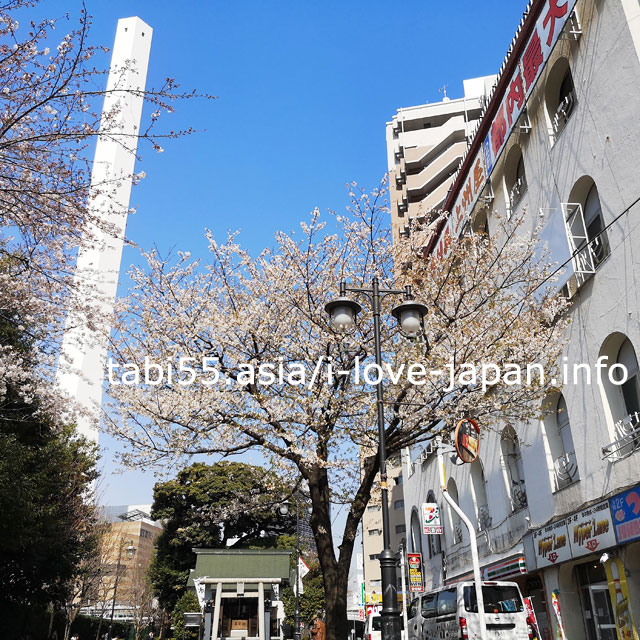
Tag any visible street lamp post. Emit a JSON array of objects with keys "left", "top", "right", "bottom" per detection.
[
  {"left": 294, "top": 500, "right": 301, "bottom": 640},
  {"left": 325, "top": 278, "right": 427, "bottom": 640},
  {"left": 277, "top": 497, "right": 302, "bottom": 640},
  {"left": 107, "top": 539, "right": 136, "bottom": 640}
]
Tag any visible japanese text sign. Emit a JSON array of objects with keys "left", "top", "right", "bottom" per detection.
[{"left": 610, "top": 487, "right": 640, "bottom": 544}]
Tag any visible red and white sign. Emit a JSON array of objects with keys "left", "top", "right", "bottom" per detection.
[
  {"left": 298, "top": 556, "right": 310, "bottom": 579},
  {"left": 407, "top": 553, "right": 424, "bottom": 593},
  {"left": 422, "top": 503, "right": 443, "bottom": 535},
  {"left": 433, "top": 0, "right": 580, "bottom": 259}
]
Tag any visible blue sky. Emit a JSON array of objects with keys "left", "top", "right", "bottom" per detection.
[{"left": 34, "top": 1, "right": 530, "bottom": 509}]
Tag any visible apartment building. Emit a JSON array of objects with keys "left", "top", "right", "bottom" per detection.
[
  {"left": 393, "top": 1, "right": 640, "bottom": 639},
  {"left": 361, "top": 456, "right": 406, "bottom": 602},
  {"left": 386, "top": 75, "right": 495, "bottom": 244},
  {"left": 82, "top": 505, "right": 163, "bottom": 623}
]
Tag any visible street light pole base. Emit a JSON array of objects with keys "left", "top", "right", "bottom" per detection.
[{"left": 378, "top": 549, "right": 401, "bottom": 640}]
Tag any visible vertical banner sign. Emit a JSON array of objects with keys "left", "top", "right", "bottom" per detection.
[
  {"left": 193, "top": 578, "right": 207, "bottom": 609},
  {"left": 551, "top": 590, "right": 567, "bottom": 640},
  {"left": 422, "top": 503, "right": 443, "bottom": 535},
  {"left": 523, "top": 597, "right": 540, "bottom": 638},
  {"left": 604, "top": 557, "right": 638, "bottom": 640},
  {"left": 407, "top": 553, "right": 424, "bottom": 593}
]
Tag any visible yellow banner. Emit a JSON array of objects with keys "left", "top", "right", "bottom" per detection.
[{"left": 604, "top": 558, "right": 638, "bottom": 640}]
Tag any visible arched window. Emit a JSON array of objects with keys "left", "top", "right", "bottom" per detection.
[
  {"left": 564, "top": 178, "right": 610, "bottom": 285},
  {"left": 410, "top": 509, "right": 423, "bottom": 558},
  {"left": 470, "top": 459, "right": 491, "bottom": 531},
  {"left": 545, "top": 59, "right": 576, "bottom": 137},
  {"left": 471, "top": 207, "right": 489, "bottom": 237},
  {"left": 446, "top": 479, "right": 463, "bottom": 545},
  {"left": 583, "top": 184, "right": 609, "bottom": 268},
  {"left": 501, "top": 427, "right": 528, "bottom": 512},
  {"left": 544, "top": 393, "right": 579, "bottom": 491},
  {"left": 504, "top": 145, "right": 527, "bottom": 213},
  {"left": 511, "top": 156, "right": 527, "bottom": 209},
  {"left": 615, "top": 339, "right": 640, "bottom": 418},
  {"left": 599, "top": 334, "right": 640, "bottom": 459}
]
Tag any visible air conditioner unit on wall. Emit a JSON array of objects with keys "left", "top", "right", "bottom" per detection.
[
  {"left": 518, "top": 109, "right": 532, "bottom": 134},
  {"left": 568, "top": 8, "right": 582, "bottom": 40}
]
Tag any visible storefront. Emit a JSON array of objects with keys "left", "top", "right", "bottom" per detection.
[{"left": 524, "top": 489, "right": 640, "bottom": 640}]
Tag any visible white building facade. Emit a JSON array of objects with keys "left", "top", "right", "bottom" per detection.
[{"left": 395, "top": 1, "right": 640, "bottom": 638}]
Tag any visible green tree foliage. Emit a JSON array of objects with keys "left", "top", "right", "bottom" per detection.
[
  {"left": 282, "top": 560, "right": 325, "bottom": 630},
  {"left": 149, "top": 462, "right": 297, "bottom": 612},
  {"left": 0, "top": 319, "right": 98, "bottom": 637},
  {"left": 172, "top": 591, "right": 201, "bottom": 640}
]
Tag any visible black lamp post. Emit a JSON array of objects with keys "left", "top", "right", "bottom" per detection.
[
  {"left": 325, "top": 278, "right": 427, "bottom": 640},
  {"left": 278, "top": 500, "right": 301, "bottom": 640}
]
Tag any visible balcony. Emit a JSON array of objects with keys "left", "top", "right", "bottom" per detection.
[
  {"left": 552, "top": 451, "right": 579, "bottom": 491},
  {"left": 552, "top": 91, "right": 576, "bottom": 137},
  {"left": 510, "top": 484, "right": 528, "bottom": 513},
  {"left": 477, "top": 505, "right": 492, "bottom": 532},
  {"left": 406, "top": 141, "right": 466, "bottom": 198},
  {"left": 509, "top": 176, "right": 527, "bottom": 211},
  {"left": 602, "top": 412, "right": 640, "bottom": 461}
]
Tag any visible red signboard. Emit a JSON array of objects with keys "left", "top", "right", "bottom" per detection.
[
  {"left": 432, "top": 0, "right": 580, "bottom": 259},
  {"left": 407, "top": 553, "right": 424, "bottom": 593}
]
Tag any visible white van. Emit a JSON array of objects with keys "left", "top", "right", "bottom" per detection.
[
  {"left": 408, "top": 581, "right": 534, "bottom": 640},
  {"left": 364, "top": 612, "right": 381, "bottom": 640},
  {"left": 364, "top": 611, "right": 405, "bottom": 640}
]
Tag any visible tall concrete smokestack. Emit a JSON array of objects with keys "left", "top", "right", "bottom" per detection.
[{"left": 56, "top": 17, "right": 152, "bottom": 442}]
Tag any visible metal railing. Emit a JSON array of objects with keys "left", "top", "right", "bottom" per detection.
[
  {"left": 552, "top": 91, "right": 576, "bottom": 135},
  {"left": 553, "top": 450, "right": 579, "bottom": 490},
  {"left": 602, "top": 412, "right": 640, "bottom": 460}
]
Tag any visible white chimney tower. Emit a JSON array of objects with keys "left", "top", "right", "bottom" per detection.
[{"left": 56, "top": 18, "right": 153, "bottom": 442}]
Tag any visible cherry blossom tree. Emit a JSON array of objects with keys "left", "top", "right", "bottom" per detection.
[
  {"left": 107, "top": 183, "right": 568, "bottom": 640},
  {"left": 0, "top": 0, "right": 211, "bottom": 417}
]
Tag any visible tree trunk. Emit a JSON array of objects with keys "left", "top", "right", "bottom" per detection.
[
  {"left": 306, "top": 456, "right": 378, "bottom": 640},
  {"left": 323, "top": 567, "right": 350, "bottom": 640}
]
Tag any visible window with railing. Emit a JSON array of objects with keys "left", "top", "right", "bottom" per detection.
[
  {"left": 504, "top": 145, "right": 527, "bottom": 216},
  {"left": 470, "top": 458, "right": 491, "bottom": 531},
  {"left": 551, "top": 69, "right": 576, "bottom": 137},
  {"left": 562, "top": 183, "right": 609, "bottom": 286},
  {"left": 509, "top": 157, "right": 527, "bottom": 209},
  {"left": 501, "top": 427, "right": 528, "bottom": 513},
  {"left": 602, "top": 338, "right": 640, "bottom": 460},
  {"left": 546, "top": 394, "right": 579, "bottom": 491}
]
